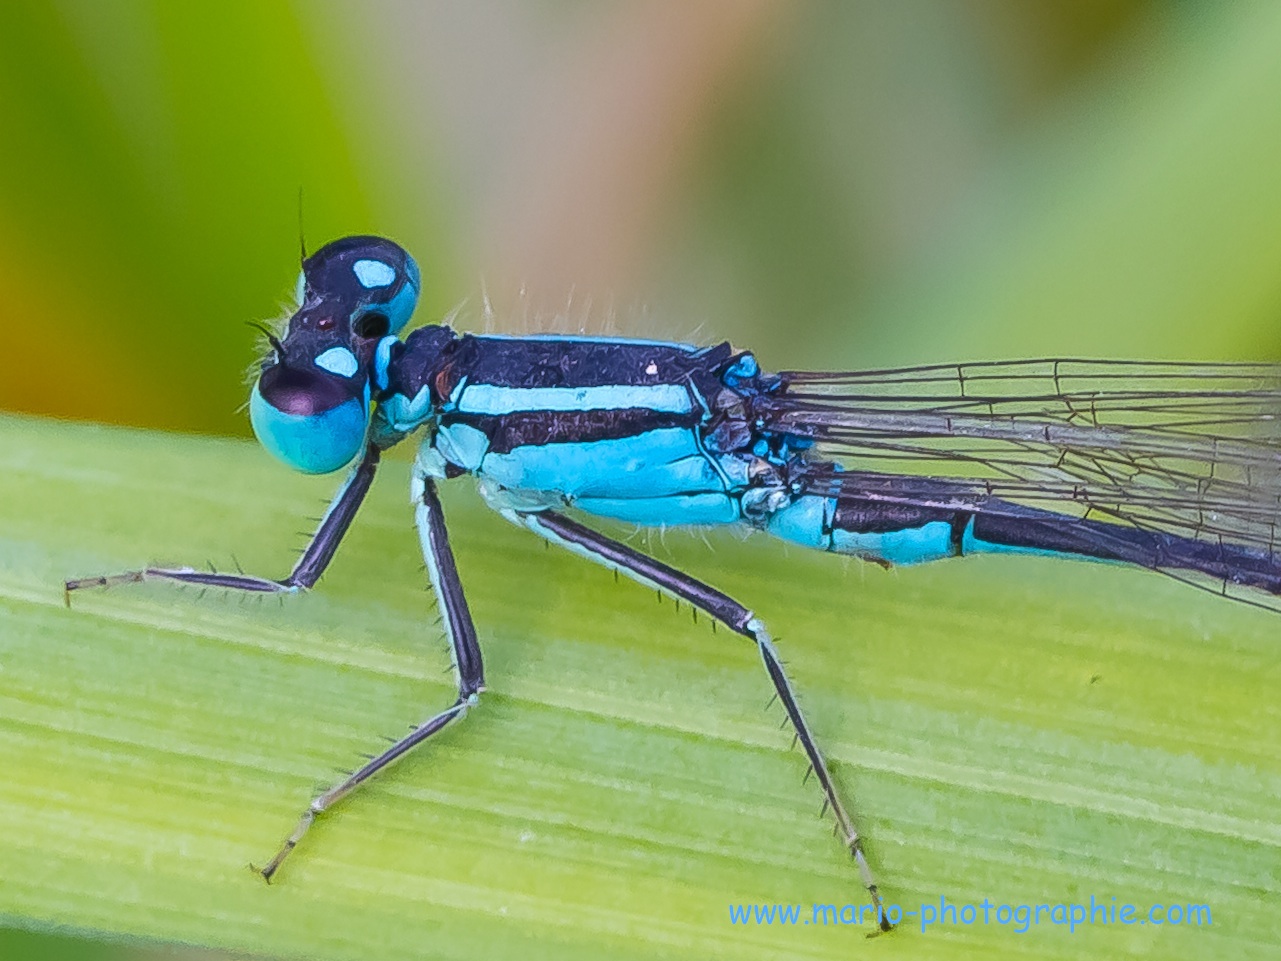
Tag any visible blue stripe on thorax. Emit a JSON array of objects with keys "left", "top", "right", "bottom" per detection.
[
  {"left": 472, "top": 333, "right": 699, "bottom": 350},
  {"left": 455, "top": 382, "right": 694, "bottom": 416}
]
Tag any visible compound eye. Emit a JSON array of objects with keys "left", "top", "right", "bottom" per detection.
[{"left": 250, "top": 363, "right": 369, "bottom": 474}]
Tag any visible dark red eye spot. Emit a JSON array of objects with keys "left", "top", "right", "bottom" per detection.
[{"left": 317, "top": 316, "right": 336, "bottom": 330}]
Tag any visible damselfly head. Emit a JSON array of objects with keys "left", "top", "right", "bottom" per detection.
[{"left": 250, "top": 236, "right": 421, "bottom": 474}]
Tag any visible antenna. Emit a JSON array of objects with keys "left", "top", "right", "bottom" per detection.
[{"left": 297, "top": 188, "right": 308, "bottom": 264}]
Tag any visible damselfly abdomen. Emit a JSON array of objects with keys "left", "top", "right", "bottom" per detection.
[{"left": 67, "top": 236, "right": 1281, "bottom": 932}]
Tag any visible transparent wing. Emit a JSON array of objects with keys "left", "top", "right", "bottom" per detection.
[{"left": 761, "top": 360, "right": 1281, "bottom": 602}]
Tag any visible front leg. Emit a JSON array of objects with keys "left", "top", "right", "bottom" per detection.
[
  {"left": 65, "top": 445, "right": 382, "bottom": 602},
  {"left": 501, "top": 507, "right": 892, "bottom": 933},
  {"left": 256, "top": 472, "right": 485, "bottom": 881}
]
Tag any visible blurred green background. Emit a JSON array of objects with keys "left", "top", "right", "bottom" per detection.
[
  {"left": 4, "top": 1, "right": 1281, "bottom": 959},
  {"left": 7, "top": 0, "right": 1281, "bottom": 443}
]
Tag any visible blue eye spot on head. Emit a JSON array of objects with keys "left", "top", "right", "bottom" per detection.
[
  {"left": 314, "top": 346, "right": 359, "bottom": 378},
  {"left": 353, "top": 259, "right": 396, "bottom": 289}
]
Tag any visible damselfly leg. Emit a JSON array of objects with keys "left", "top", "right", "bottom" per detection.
[
  {"left": 64, "top": 446, "right": 382, "bottom": 600},
  {"left": 66, "top": 450, "right": 488, "bottom": 881},
  {"left": 258, "top": 474, "right": 484, "bottom": 880},
  {"left": 502, "top": 506, "right": 893, "bottom": 933}
]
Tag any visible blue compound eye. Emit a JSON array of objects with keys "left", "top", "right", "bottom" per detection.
[{"left": 250, "top": 361, "right": 369, "bottom": 474}]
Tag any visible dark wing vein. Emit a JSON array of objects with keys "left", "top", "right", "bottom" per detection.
[{"left": 762, "top": 359, "right": 1281, "bottom": 559}]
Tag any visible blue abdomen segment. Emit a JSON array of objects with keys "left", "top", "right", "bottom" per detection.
[
  {"left": 765, "top": 493, "right": 1123, "bottom": 566},
  {"left": 765, "top": 495, "right": 961, "bottom": 565},
  {"left": 835, "top": 520, "right": 957, "bottom": 565},
  {"left": 766, "top": 490, "right": 1281, "bottom": 596}
]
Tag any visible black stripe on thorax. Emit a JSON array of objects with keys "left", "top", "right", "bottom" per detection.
[{"left": 447, "top": 408, "right": 698, "bottom": 454}]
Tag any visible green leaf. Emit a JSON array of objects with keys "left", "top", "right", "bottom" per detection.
[{"left": 1, "top": 414, "right": 1277, "bottom": 959}]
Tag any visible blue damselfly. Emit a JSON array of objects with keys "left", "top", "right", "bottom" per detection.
[{"left": 66, "top": 236, "right": 1281, "bottom": 932}]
